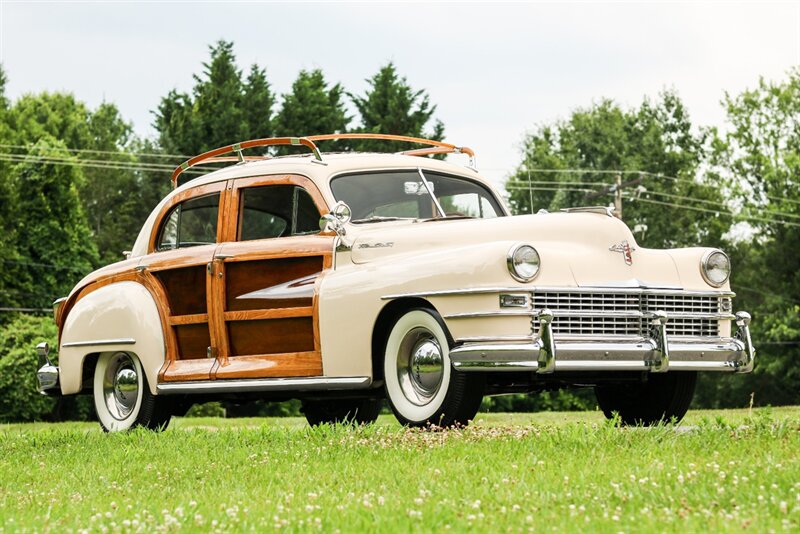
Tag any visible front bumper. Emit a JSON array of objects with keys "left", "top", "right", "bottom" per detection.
[
  {"left": 35, "top": 342, "right": 61, "bottom": 396},
  {"left": 450, "top": 309, "right": 755, "bottom": 374}
]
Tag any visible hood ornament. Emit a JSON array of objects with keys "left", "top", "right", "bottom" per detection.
[{"left": 609, "top": 240, "right": 635, "bottom": 266}]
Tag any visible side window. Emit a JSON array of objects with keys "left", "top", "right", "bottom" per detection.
[
  {"left": 239, "top": 185, "right": 322, "bottom": 241},
  {"left": 157, "top": 194, "right": 220, "bottom": 251}
]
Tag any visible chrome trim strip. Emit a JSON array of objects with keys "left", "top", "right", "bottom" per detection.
[
  {"left": 444, "top": 310, "right": 735, "bottom": 321},
  {"left": 156, "top": 376, "right": 371, "bottom": 395},
  {"left": 445, "top": 311, "right": 533, "bottom": 319},
  {"left": 61, "top": 338, "right": 136, "bottom": 348},
  {"left": 455, "top": 335, "right": 534, "bottom": 344},
  {"left": 383, "top": 287, "right": 735, "bottom": 300}
]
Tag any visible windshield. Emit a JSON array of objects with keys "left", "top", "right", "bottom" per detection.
[{"left": 330, "top": 169, "right": 505, "bottom": 223}]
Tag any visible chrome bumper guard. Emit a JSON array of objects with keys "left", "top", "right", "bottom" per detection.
[
  {"left": 35, "top": 342, "right": 61, "bottom": 395},
  {"left": 450, "top": 309, "right": 755, "bottom": 374}
]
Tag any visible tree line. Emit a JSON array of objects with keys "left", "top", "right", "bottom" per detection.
[{"left": 0, "top": 40, "right": 797, "bottom": 420}]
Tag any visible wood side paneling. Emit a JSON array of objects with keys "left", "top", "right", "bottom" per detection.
[
  {"left": 225, "top": 257, "right": 322, "bottom": 312},
  {"left": 162, "top": 359, "right": 215, "bottom": 382},
  {"left": 227, "top": 318, "right": 314, "bottom": 356},
  {"left": 214, "top": 352, "right": 322, "bottom": 379},
  {"left": 153, "top": 265, "right": 207, "bottom": 316},
  {"left": 174, "top": 323, "right": 211, "bottom": 360}
]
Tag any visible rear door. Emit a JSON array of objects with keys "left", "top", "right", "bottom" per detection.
[
  {"left": 211, "top": 175, "right": 333, "bottom": 379},
  {"left": 144, "top": 181, "right": 228, "bottom": 382}
]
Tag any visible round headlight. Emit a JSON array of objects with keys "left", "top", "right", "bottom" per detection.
[
  {"left": 507, "top": 244, "right": 540, "bottom": 282},
  {"left": 701, "top": 250, "right": 730, "bottom": 287}
]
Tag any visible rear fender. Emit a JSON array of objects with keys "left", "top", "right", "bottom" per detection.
[{"left": 58, "top": 281, "right": 165, "bottom": 395}]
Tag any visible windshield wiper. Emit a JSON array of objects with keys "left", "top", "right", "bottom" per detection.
[{"left": 352, "top": 216, "right": 409, "bottom": 224}]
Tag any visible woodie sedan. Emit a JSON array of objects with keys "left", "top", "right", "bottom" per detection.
[{"left": 36, "top": 134, "right": 755, "bottom": 431}]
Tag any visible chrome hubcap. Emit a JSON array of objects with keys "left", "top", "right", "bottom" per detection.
[
  {"left": 102, "top": 353, "right": 139, "bottom": 420},
  {"left": 396, "top": 327, "right": 444, "bottom": 406}
]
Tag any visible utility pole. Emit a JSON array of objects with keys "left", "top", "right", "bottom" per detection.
[{"left": 584, "top": 172, "right": 644, "bottom": 220}]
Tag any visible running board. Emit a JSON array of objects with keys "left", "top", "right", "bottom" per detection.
[{"left": 156, "top": 376, "right": 371, "bottom": 395}]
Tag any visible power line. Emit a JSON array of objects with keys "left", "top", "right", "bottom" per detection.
[
  {"left": 635, "top": 197, "right": 800, "bottom": 228},
  {"left": 0, "top": 259, "right": 88, "bottom": 273},
  {"left": 507, "top": 183, "right": 800, "bottom": 228},
  {"left": 0, "top": 142, "right": 190, "bottom": 160}
]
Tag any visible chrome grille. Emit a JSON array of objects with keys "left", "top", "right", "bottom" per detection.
[{"left": 531, "top": 291, "right": 728, "bottom": 338}]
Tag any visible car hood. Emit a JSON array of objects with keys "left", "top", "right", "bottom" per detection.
[{"left": 347, "top": 212, "right": 684, "bottom": 288}]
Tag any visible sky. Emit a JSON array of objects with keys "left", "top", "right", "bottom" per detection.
[{"left": 1, "top": 1, "right": 799, "bottom": 187}]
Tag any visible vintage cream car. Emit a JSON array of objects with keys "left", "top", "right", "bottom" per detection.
[{"left": 36, "top": 134, "right": 755, "bottom": 432}]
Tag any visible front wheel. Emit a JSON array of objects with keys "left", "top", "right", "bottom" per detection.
[
  {"left": 93, "top": 352, "right": 171, "bottom": 432},
  {"left": 595, "top": 371, "right": 697, "bottom": 426},
  {"left": 383, "top": 309, "right": 484, "bottom": 428}
]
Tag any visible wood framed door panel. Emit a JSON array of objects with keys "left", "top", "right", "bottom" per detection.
[
  {"left": 147, "top": 245, "right": 219, "bottom": 381},
  {"left": 212, "top": 235, "right": 333, "bottom": 379}
]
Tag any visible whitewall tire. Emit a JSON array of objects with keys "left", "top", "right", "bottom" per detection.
[
  {"left": 383, "top": 309, "right": 484, "bottom": 427},
  {"left": 93, "top": 352, "right": 171, "bottom": 432}
]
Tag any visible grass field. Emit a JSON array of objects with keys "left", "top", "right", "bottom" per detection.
[{"left": 1, "top": 407, "right": 798, "bottom": 532}]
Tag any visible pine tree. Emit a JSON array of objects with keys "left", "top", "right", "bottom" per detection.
[
  {"left": 351, "top": 63, "right": 444, "bottom": 153},
  {"left": 274, "top": 69, "right": 350, "bottom": 154},
  {"left": 154, "top": 40, "right": 274, "bottom": 157}
]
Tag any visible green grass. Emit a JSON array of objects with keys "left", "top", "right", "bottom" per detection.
[{"left": 1, "top": 407, "right": 798, "bottom": 532}]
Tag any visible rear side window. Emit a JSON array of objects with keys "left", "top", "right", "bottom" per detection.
[
  {"left": 157, "top": 194, "right": 220, "bottom": 251},
  {"left": 239, "top": 185, "right": 321, "bottom": 241}
]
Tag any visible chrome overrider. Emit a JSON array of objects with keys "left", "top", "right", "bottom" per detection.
[
  {"left": 36, "top": 342, "right": 60, "bottom": 395},
  {"left": 450, "top": 310, "right": 755, "bottom": 373}
]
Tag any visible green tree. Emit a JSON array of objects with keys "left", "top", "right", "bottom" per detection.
[
  {"left": 154, "top": 40, "right": 274, "bottom": 157},
  {"left": 506, "top": 92, "right": 728, "bottom": 249},
  {"left": 274, "top": 69, "right": 350, "bottom": 153},
  {"left": 350, "top": 62, "right": 445, "bottom": 153},
  {"left": 696, "top": 69, "right": 800, "bottom": 407},
  {"left": 0, "top": 66, "right": 18, "bottom": 308},
  {"left": 4, "top": 92, "right": 148, "bottom": 265},
  {"left": 8, "top": 139, "right": 99, "bottom": 306}
]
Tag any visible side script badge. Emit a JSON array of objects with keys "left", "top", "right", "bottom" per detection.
[{"left": 609, "top": 240, "right": 635, "bottom": 266}]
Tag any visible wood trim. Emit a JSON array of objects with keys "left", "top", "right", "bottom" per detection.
[
  {"left": 209, "top": 258, "right": 230, "bottom": 365},
  {"left": 161, "top": 358, "right": 216, "bottom": 382},
  {"left": 168, "top": 314, "right": 209, "bottom": 326},
  {"left": 223, "top": 307, "right": 313, "bottom": 322},
  {"left": 214, "top": 351, "right": 322, "bottom": 379}
]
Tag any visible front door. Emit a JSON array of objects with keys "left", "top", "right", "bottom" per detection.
[{"left": 211, "top": 175, "right": 333, "bottom": 379}]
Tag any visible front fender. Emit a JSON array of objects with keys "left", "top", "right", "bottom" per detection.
[{"left": 59, "top": 281, "right": 165, "bottom": 395}]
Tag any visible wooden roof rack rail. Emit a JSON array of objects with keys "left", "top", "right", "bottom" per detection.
[
  {"left": 306, "top": 133, "right": 476, "bottom": 170},
  {"left": 171, "top": 133, "right": 477, "bottom": 188},
  {"left": 171, "top": 137, "right": 322, "bottom": 188}
]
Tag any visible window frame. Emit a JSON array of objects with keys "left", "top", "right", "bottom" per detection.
[
  {"left": 229, "top": 174, "right": 330, "bottom": 244},
  {"left": 148, "top": 181, "right": 229, "bottom": 255},
  {"left": 327, "top": 168, "right": 510, "bottom": 221}
]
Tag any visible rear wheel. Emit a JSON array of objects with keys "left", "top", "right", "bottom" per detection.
[
  {"left": 302, "top": 399, "right": 382, "bottom": 426},
  {"left": 383, "top": 309, "right": 484, "bottom": 428},
  {"left": 93, "top": 352, "right": 172, "bottom": 432},
  {"left": 595, "top": 371, "right": 697, "bottom": 426}
]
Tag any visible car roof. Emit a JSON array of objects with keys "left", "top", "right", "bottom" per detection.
[{"left": 172, "top": 152, "right": 495, "bottom": 205}]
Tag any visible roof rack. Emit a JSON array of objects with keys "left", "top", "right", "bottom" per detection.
[{"left": 171, "top": 133, "right": 477, "bottom": 188}]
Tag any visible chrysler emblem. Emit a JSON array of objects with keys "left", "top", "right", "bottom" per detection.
[{"left": 609, "top": 240, "right": 635, "bottom": 265}]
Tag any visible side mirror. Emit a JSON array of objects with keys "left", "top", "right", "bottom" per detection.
[{"left": 319, "top": 201, "right": 352, "bottom": 236}]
